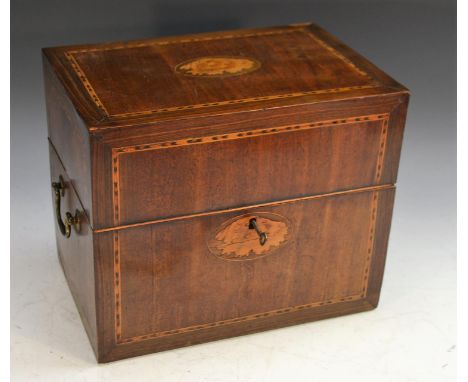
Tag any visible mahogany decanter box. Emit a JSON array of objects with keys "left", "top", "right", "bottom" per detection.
[{"left": 42, "top": 23, "right": 409, "bottom": 362}]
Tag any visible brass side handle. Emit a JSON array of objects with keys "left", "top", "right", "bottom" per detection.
[
  {"left": 52, "top": 176, "right": 81, "bottom": 238},
  {"left": 249, "top": 217, "right": 268, "bottom": 246}
]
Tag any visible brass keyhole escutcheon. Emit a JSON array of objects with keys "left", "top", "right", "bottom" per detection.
[
  {"left": 248, "top": 218, "right": 268, "bottom": 246},
  {"left": 52, "top": 175, "right": 81, "bottom": 238}
]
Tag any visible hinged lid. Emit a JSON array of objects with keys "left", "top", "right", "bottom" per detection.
[{"left": 43, "top": 23, "right": 407, "bottom": 129}]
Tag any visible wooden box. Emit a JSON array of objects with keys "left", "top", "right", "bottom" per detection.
[{"left": 42, "top": 23, "right": 409, "bottom": 362}]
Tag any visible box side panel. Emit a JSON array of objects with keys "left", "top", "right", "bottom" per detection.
[
  {"left": 49, "top": 144, "right": 98, "bottom": 356},
  {"left": 43, "top": 53, "right": 94, "bottom": 226},
  {"left": 93, "top": 230, "right": 115, "bottom": 362}
]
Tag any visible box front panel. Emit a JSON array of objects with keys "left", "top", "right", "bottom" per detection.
[
  {"left": 107, "top": 188, "right": 393, "bottom": 345},
  {"left": 114, "top": 114, "right": 389, "bottom": 225}
]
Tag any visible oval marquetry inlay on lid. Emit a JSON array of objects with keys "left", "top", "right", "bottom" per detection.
[
  {"left": 207, "top": 213, "right": 291, "bottom": 261},
  {"left": 175, "top": 56, "right": 261, "bottom": 77}
]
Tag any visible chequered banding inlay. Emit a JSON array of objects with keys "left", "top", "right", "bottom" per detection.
[
  {"left": 375, "top": 118, "right": 389, "bottom": 182},
  {"left": 114, "top": 293, "right": 363, "bottom": 344},
  {"left": 362, "top": 192, "right": 379, "bottom": 297},
  {"left": 114, "top": 114, "right": 388, "bottom": 154},
  {"left": 112, "top": 190, "right": 379, "bottom": 344},
  {"left": 111, "top": 113, "right": 389, "bottom": 344},
  {"left": 113, "top": 231, "right": 122, "bottom": 341},
  {"left": 111, "top": 114, "right": 389, "bottom": 227},
  {"left": 64, "top": 26, "right": 376, "bottom": 120}
]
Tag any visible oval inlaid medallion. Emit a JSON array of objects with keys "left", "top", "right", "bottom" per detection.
[
  {"left": 207, "top": 212, "right": 291, "bottom": 261},
  {"left": 175, "top": 56, "right": 261, "bottom": 77}
]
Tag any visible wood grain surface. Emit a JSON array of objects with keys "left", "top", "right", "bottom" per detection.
[
  {"left": 112, "top": 114, "right": 388, "bottom": 225},
  {"left": 48, "top": 143, "right": 98, "bottom": 357},
  {"left": 42, "top": 23, "right": 407, "bottom": 128},
  {"left": 92, "top": 187, "right": 395, "bottom": 361},
  {"left": 43, "top": 23, "right": 409, "bottom": 362}
]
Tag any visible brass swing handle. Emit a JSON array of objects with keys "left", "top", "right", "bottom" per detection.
[
  {"left": 249, "top": 218, "right": 268, "bottom": 246},
  {"left": 52, "top": 176, "right": 81, "bottom": 238}
]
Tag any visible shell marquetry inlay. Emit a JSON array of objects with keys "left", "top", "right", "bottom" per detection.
[
  {"left": 175, "top": 56, "right": 261, "bottom": 77},
  {"left": 207, "top": 213, "right": 291, "bottom": 260}
]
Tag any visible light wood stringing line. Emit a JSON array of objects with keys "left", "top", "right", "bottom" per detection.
[{"left": 98, "top": 184, "right": 394, "bottom": 234}]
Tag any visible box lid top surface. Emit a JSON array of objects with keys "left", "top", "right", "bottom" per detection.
[{"left": 44, "top": 23, "right": 407, "bottom": 130}]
